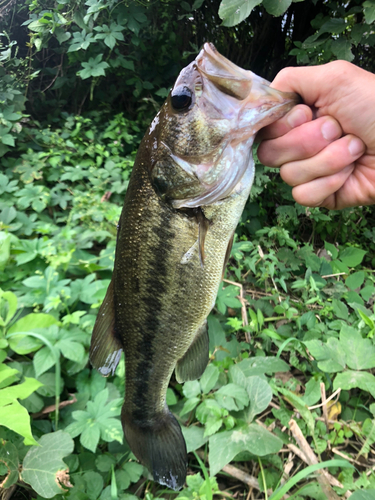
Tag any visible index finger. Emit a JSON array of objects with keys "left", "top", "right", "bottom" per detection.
[{"left": 257, "top": 104, "right": 312, "bottom": 141}]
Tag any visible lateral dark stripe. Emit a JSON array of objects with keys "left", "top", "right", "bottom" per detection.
[{"left": 132, "top": 212, "right": 174, "bottom": 422}]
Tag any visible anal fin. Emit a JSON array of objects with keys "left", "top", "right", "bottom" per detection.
[
  {"left": 175, "top": 321, "right": 209, "bottom": 383},
  {"left": 89, "top": 279, "right": 123, "bottom": 376}
]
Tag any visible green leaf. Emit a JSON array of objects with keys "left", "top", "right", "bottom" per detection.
[
  {"left": 0, "top": 364, "right": 19, "bottom": 387},
  {"left": 244, "top": 376, "right": 272, "bottom": 422},
  {"left": 331, "top": 38, "right": 354, "bottom": 62},
  {"left": 181, "top": 425, "right": 208, "bottom": 453},
  {"left": 232, "top": 356, "right": 289, "bottom": 378},
  {"left": 0, "top": 441, "right": 19, "bottom": 488},
  {"left": 0, "top": 233, "right": 11, "bottom": 271},
  {"left": 200, "top": 364, "right": 219, "bottom": 394},
  {"left": 263, "top": 0, "right": 292, "bottom": 17},
  {"left": 183, "top": 380, "right": 201, "bottom": 399},
  {"left": 65, "top": 389, "right": 122, "bottom": 453},
  {"left": 33, "top": 345, "right": 59, "bottom": 377},
  {"left": 1, "top": 134, "right": 15, "bottom": 147},
  {"left": 302, "top": 377, "right": 322, "bottom": 406},
  {"left": 80, "top": 424, "right": 101, "bottom": 453},
  {"left": 22, "top": 431, "right": 74, "bottom": 498},
  {"left": 216, "top": 283, "right": 242, "bottom": 313},
  {"left": 215, "top": 383, "right": 249, "bottom": 411},
  {"left": 8, "top": 313, "right": 58, "bottom": 354},
  {"left": 0, "top": 376, "right": 43, "bottom": 405},
  {"left": 334, "top": 370, "right": 375, "bottom": 398},
  {"left": 277, "top": 387, "right": 315, "bottom": 435},
  {"left": 83, "top": 471, "right": 103, "bottom": 500},
  {"left": 218, "top": 0, "right": 262, "bottom": 27},
  {"left": 0, "top": 400, "right": 38, "bottom": 445},
  {"left": 332, "top": 299, "right": 348, "bottom": 320},
  {"left": 350, "top": 490, "right": 375, "bottom": 500},
  {"left": 339, "top": 247, "right": 366, "bottom": 268},
  {"left": 364, "top": 0, "right": 375, "bottom": 24},
  {"left": 346, "top": 271, "right": 365, "bottom": 290},
  {"left": 304, "top": 338, "right": 346, "bottom": 372},
  {"left": 78, "top": 54, "right": 110, "bottom": 79},
  {"left": 180, "top": 396, "right": 200, "bottom": 416},
  {"left": 360, "top": 285, "right": 375, "bottom": 302},
  {"left": 339, "top": 324, "right": 375, "bottom": 370},
  {"left": 209, "top": 424, "right": 283, "bottom": 477},
  {"left": 319, "top": 18, "right": 347, "bottom": 35}
]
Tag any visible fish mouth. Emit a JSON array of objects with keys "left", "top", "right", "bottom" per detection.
[{"left": 196, "top": 42, "right": 300, "bottom": 133}]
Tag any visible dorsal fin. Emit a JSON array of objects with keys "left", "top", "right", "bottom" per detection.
[{"left": 89, "top": 279, "right": 123, "bottom": 376}]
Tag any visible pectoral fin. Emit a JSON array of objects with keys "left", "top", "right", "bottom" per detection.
[
  {"left": 175, "top": 321, "right": 209, "bottom": 383},
  {"left": 222, "top": 232, "right": 234, "bottom": 279},
  {"left": 89, "top": 279, "right": 123, "bottom": 376},
  {"left": 197, "top": 209, "right": 209, "bottom": 267}
]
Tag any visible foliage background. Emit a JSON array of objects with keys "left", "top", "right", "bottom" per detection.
[{"left": 1, "top": 0, "right": 375, "bottom": 498}]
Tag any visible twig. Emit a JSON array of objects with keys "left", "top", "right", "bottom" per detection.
[
  {"left": 223, "top": 279, "right": 248, "bottom": 331},
  {"left": 321, "top": 382, "right": 329, "bottom": 432},
  {"left": 308, "top": 388, "right": 341, "bottom": 411},
  {"left": 332, "top": 447, "right": 366, "bottom": 467},
  {"left": 289, "top": 419, "right": 343, "bottom": 500},
  {"left": 321, "top": 272, "right": 347, "bottom": 278},
  {"left": 31, "top": 394, "right": 77, "bottom": 418}
]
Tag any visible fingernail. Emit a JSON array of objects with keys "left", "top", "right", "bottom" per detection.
[
  {"left": 287, "top": 108, "right": 307, "bottom": 129},
  {"left": 321, "top": 119, "right": 341, "bottom": 141},
  {"left": 349, "top": 137, "right": 364, "bottom": 157}
]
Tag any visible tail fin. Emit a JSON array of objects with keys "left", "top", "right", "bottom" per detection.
[{"left": 122, "top": 409, "right": 187, "bottom": 490}]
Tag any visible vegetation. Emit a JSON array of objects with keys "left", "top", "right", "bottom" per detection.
[{"left": 1, "top": 0, "right": 375, "bottom": 498}]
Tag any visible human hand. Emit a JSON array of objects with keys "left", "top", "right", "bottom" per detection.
[{"left": 257, "top": 61, "right": 375, "bottom": 210}]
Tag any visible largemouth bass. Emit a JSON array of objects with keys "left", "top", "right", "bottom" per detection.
[{"left": 90, "top": 43, "right": 299, "bottom": 490}]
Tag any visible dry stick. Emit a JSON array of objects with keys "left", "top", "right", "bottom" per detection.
[
  {"left": 320, "top": 382, "right": 330, "bottom": 433},
  {"left": 197, "top": 451, "right": 281, "bottom": 498},
  {"left": 308, "top": 388, "right": 341, "bottom": 411},
  {"left": 223, "top": 279, "right": 249, "bottom": 332},
  {"left": 289, "top": 419, "right": 345, "bottom": 500},
  {"left": 31, "top": 394, "right": 77, "bottom": 419},
  {"left": 332, "top": 447, "right": 365, "bottom": 467}
]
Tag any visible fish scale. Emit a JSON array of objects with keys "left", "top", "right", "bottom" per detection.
[{"left": 90, "top": 42, "right": 299, "bottom": 490}]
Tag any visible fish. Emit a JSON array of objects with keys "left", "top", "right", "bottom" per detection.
[{"left": 89, "top": 42, "right": 299, "bottom": 491}]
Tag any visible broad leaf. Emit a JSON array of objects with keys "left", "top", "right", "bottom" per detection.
[
  {"left": 200, "top": 364, "right": 219, "bottom": 394},
  {"left": 218, "top": 0, "right": 262, "bottom": 27},
  {"left": 350, "top": 491, "right": 375, "bottom": 500},
  {"left": 64, "top": 389, "right": 123, "bottom": 453},
  {"left": 262, "top": 0, "right": 292, "bottom": 16},
  {"left": 339, "top": 325, "right": 375, "bottom": 370},
  {"left": 232, "top": 356, "right": 289, "bottom": 378},
  {"left": 339, "top": 247, "right": 366, "bottom": 268},
  {"left": 0, "top": 441, "right": 19, "bottom": 488},
  {"left": 364, "top": 0, "right": 375, "bottom": 24},
  {"left": 0, "top": 400, "right": 38, "bottom": 445},
  {"left": 244, "top": 376, "right": 272, "bottom": 422},
  {"left": 181, "top": 425, "right": 208, "bottom": 453},
  {"left": 209, "top": 424, "right": 282, "bottom": 477},
  {"left": 22, "top": 431, "right": 74, "bottom": 498},
  {"left": 334, "top": 370, "right": 375, "bottom": 398}
]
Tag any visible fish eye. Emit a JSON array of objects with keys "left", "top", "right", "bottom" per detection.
[{"left": 171, "top": 86, "right": 193, "bottom": 111}]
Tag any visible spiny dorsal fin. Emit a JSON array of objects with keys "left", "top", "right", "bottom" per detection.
[
  {"left": 90, "top": 279, "right": 123, "bottom": 376},
  {"left": 175, "top": 321, "right": 209, "bottom": 383}
]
